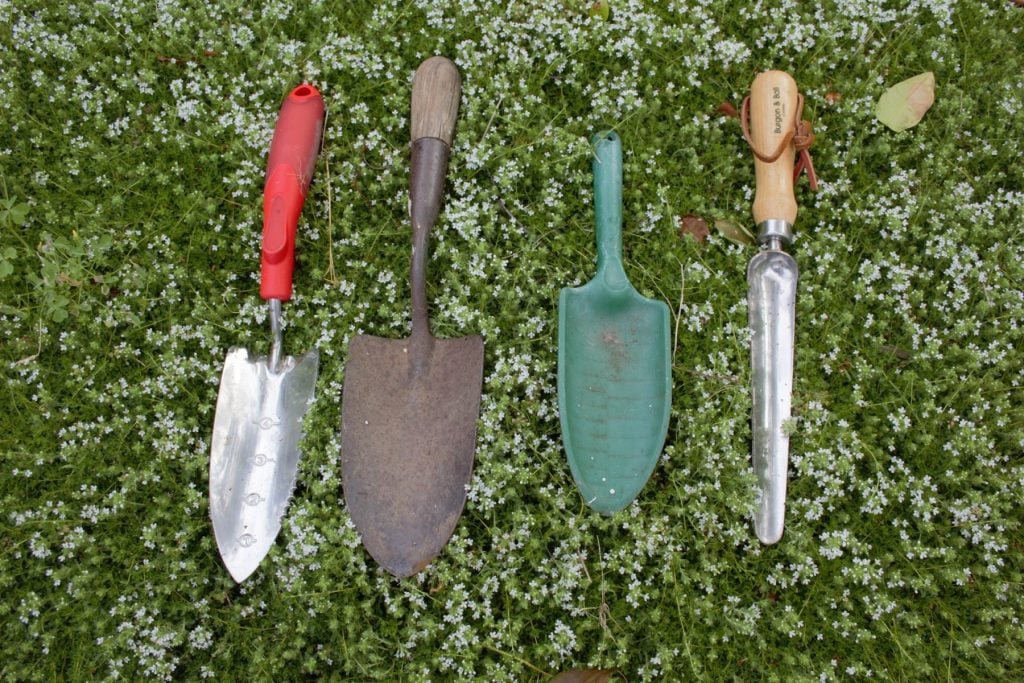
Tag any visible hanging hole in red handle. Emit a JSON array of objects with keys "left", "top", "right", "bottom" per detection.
[{"left": 293, "top": 85, "right": 313, "bottom": 98}]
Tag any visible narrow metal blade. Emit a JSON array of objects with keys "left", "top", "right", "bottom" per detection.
[
  {"left": 747, "top": 250, "right": 798, "bottom": 544},
  {"left": 210, "top": 347, "right": 318, "bottom": 582}
]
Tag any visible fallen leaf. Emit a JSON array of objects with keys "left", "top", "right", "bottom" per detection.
[
  {"left": 678, "top": 214, "right": 709, "bottom": 244},
  {"left": 714, "top": 218, "right": 754, "bottom": 246},
  {"left": 876, "top": 72, "right": 935, "bottom": 132},
  {"left": 551, "top": 669, "right": 618, "bottom": 683},
  {"left": 589, "top": 1, "right": 611, "bottom": 20},
  {"left": 716, "top": 101, "right": 739, "bottom": 118},
  {"left": 825, "top": 91, "right": 842, "bottom": 105}
]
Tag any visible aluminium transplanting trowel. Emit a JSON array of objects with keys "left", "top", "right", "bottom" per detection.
[
  {"left": 742, "top": 70, "right": 816, "bottom": 544},
  {"left": 558, "top": 131, "right": 672, "bottom": 514},
  {"left": 210, "top": 84, "right": 325, "bottom": 582}
]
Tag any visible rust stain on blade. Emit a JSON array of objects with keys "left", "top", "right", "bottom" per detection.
[{"left": 340, "top": 333, "right": 484, "bottom": 577}]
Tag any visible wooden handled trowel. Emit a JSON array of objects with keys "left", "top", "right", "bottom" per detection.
[
  {"left": 340, "top": 57, "right": 484, "bottom": 578},
  {"left": 210, "top": 85, "right": 324, "bottom": 582},
  {"left": 743, "top": 70, "right": 810, "bottom": 544}
]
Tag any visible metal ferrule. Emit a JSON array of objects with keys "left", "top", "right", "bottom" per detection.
[
  {"left": 757, "top": 219, "right": 794, "bottom": 250},
  {"left": 268, "top": 299, "right": 283, "bottom": 372}
]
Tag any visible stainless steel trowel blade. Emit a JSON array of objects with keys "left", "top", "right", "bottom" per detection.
[
  {"left": 210, "top": 347, "right": 318, "bottom": 582},
  {"left": 747, "top": 249, "right": 798, "bottom": 545}
]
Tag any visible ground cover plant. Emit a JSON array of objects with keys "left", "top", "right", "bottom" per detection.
[{"left": 2, "top": 0, "right": 1023, "bottom": 680}]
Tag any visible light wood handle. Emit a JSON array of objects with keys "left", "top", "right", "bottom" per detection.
[
  {"left": 750, "top": 70, "right": 798, "bottom": 226},
  {"left": 410, "top": 56, "right": 461, "bottom": 146}
]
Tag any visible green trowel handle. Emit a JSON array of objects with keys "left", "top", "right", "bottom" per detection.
[{"left": 592, "top": 132, "right": 628, "bottom": 288}]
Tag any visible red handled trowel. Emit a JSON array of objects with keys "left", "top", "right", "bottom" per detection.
[{"left": 210, "top": 84, "right": 325, "bottom": 582}]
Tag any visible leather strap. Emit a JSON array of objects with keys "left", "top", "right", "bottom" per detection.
[{"left": 741, "top": 93, "right": 819, "bottom": 191}]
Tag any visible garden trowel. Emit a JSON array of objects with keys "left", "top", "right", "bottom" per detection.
[
  {"left": 340, "top": 57, "right": 484, "bottom": 578},
  {"left": 743, "top": 70, "right": 807, "bottom": 544},
  {"left": 210, "top": 84, "right": 325, "bottom": 582},
  {"left": 558, "top": 131, "right": 671, "bottom": 514}
]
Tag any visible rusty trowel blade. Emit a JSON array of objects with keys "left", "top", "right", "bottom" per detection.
[{"left": 340, "top": 333, "right": 484, "bottom": 578}]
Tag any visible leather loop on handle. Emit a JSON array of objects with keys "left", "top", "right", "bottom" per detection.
[
  {"left": 411, "top": 57, "right": 461, "bottom": 146},
  {"left": 749, "top": 71, "right": 798, "bottom": 226}
]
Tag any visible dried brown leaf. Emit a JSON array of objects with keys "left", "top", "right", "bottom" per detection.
[
  {"left": 678, "top": 214, "right": 709, "bottom": 244},
  {"left": 825, "top": 91, "right": 843, "bottom": 105},
  {"left": 716, "top": 101, "right": 739, "bottom": 118}
]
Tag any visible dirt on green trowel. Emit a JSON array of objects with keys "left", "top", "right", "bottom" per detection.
[
  {"left": 340, "top": 57, "right": 484, "bottom": 578},
  {"left": 558, "top": 131, "right": 671, "bottom": 514}
]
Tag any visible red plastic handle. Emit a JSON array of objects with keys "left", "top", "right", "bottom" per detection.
[{"left": 260, "top": 84, "right": 325, "bottom": 301}]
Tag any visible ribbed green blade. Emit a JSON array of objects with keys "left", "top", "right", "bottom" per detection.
[{"left": 557, "top": 131, "right": 671, "bottom": 514}]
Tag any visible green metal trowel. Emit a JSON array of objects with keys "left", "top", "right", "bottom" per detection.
[{"left": 558, "top": 131, "right": 671, "bottom": 514}]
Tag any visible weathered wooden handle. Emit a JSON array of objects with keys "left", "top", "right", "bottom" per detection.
[
  {"left": 411, "top": 56, "right": 461, "bottom": 146},
  {"left": 750, "top": 70, "right": 798, "bottom": 226}
]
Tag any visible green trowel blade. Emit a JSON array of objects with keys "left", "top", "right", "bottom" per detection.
[{"left": 557, "top": 131, "right": 671, "bottom": 514}]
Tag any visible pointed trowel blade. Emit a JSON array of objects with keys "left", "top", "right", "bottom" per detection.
[
  {"left": 747, "top": 249, "right": 797, "bottom": 545},
  {"left": 210, "top": 347, "right": 318, "bottom": 582}
]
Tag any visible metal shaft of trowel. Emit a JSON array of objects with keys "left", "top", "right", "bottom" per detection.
[{"left": 268, "top": 299, "right": 284, "bottom": 372}]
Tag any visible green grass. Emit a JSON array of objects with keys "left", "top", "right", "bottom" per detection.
[{"left": 2, "top": 0, "right": 1024, "bottom": 680}]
